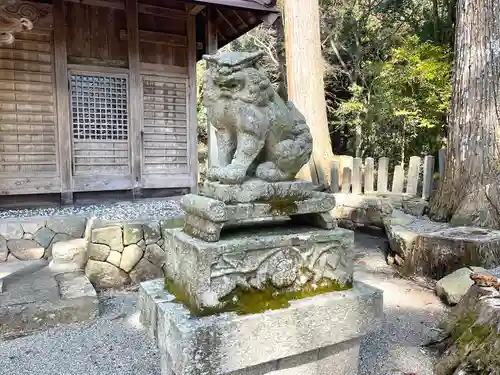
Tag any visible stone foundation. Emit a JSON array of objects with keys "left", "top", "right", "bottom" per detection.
[
  {"left": 85, "top": 218, "right": 183, "bottom": 288},
  {"left": 139, "top": 278, "right": 383, "bottom": 375},
  {"left": 0, "top": 216, "right": 88, "bottom": 261}
]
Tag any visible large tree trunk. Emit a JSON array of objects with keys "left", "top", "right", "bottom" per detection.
[
  {"left": 428, "top": 0, "right": 500, "bottom": 228},
  {"left": 282, "top": 0, "right": 334, "bottom": 187}
]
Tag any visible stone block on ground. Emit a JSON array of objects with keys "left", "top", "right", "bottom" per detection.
[
  {"left": 435, "top": 283, "right": 500, "bottom": 375},
  {"left": 46, "top": 233, "right": 72, "bottom": 259},
  {"left": 129, "top": 258, "right": 163, "bottom": 283},
  {"left": 20, "top": 219, "right": 46, "bottom": 236},
  {"left": 435, "top": 266, "right": 486, "bottom": 305},
  {"left": 0, "top": 259, "right": 48, "bottom": 293},
  {"left": 143, "top": 222, "right": 161, "bottom": 245},
  {"left": 401, "top": 197, "right": 429, "bottom": 217},
  {"left": 384, "top": 209, "right": 446, "bottom": 267},
  {"left": 88, "top": 243, "right": 111, "bottom": 261},
  {"left": 123, "top": 223, "right": 144, "bottom": 246},
  {"left": 384, "top": 209, "right": 500, "bottom": 279},
  {"left": 107, "top": 250, "right": 122, "bottom": 267},
  {"left": 45, "top": 217, "right": 87, "bottom": 238},
  {"left": 120, "top": 244, "right": 143, "bottom": 272},
  {"left": 0, "top": 267, "right": 98, "bottom": 339},
  {"left": 49, "top": 238, "right": 88, "bottom": 274},
  {"left": 91, "top": 226, "right": 124, "bottom": 252},
  {"left": 412, "top": 226, "right": 500, "bottom": 279},
  {"left": 0, "top": 222, "right": 23, "bottom": 240},
  {"left": 85, "top": 259, "right": 130, "bottom": 288},
  {"left": 33, "top": 227, "right": 56, "bottom": 248},
  {"left": 331, "top": 193, "right": 393, "bottom": 229},
  {"left": 139, "top": 278, "right": 383, "bottom": 375},
  {"left": 7, "top": 239, "right": 45, "bottom": 260},
  {"left": 163, "top": 224, "right": 354, "bottom": 314},
  {"left": 144, "top": 243, "right": 165, "bottom": 267}
]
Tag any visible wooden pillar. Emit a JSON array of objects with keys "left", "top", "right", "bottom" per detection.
[
  {"left": 206, "top": 7, "right": 219, "bottom": 169},
  {"left": 126, "top": 0, "right": 143, "bottom": 198},
  {"left": 53, "top": 0, "right": 73, "bottom": 205},
  {"left": 187, "top": 14, "right": 198, "bottom": 191}
]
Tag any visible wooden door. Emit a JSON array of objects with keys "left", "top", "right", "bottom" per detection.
[
  {"left": 69, "top": 70, "right": 134, "bottom": 192},
  {"left": 140, "top": 73, "right": 190, "bottom": 189}
]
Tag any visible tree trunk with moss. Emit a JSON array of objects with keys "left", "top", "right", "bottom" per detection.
[
  {"left": 429, "top": 0, "right": 500, "bottom": 228},
  {"left": 281, "top": 0, "right": 334, "bottom": 187}
]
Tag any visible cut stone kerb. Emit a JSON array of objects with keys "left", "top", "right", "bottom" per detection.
[{"left": 163, "top": 225, "right": 354, "bottom": 315}]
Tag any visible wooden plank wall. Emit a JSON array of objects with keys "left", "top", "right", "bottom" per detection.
[
  {"left": 137, "top": 0, "right": 192, "bottom": 189},
  {"left": 0, "top": 2, "right": 59, "bottom": 195},
  {"left": 0, "top": 0, "right": 196, "bottom": 198}
]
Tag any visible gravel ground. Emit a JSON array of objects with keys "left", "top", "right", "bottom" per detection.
[
  {"left": 0, "top": 197, "right": 183, "bottom": 221},
  {"left": 0, "top": 231, "right": 447, "bottom": 375}
]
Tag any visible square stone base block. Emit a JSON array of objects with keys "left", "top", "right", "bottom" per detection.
[{"left": 139, "top": 279, "right": 383, "bottom": 375}]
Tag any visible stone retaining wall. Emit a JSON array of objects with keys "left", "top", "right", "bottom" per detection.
[
  {"left": 85, "top": 219, "right": 183, "bottom": 288},
  {"left": 0, "top": 217, "right": 88, "bottom": 262}
]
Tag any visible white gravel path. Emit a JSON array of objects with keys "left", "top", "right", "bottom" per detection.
[
  {"left": 0, "top": 197, "right": 183, "bottom": 221},
  {"left": 0, "top": 231, "right": 447, "bottom": 375}
]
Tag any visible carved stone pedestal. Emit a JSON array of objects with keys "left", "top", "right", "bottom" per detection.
[
  {"left": 139, "top": 279, "right": 383, "bottom": 375},
  {"left": 163, "top": 224, "right": 354, "bottom": 314},
  {"left": 182, "top": 179, "right": 337, "bottom": 242},
  {"left": 140, "top": 178, "right": 383, "bottom": 375}
]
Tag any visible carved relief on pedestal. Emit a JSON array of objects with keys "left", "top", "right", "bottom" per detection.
[
  {"left": 209, "top": 241, "right": 353, "bottom": 304},
  {"left": 0, "top": 1, "right": 48, "bottom": 45}
]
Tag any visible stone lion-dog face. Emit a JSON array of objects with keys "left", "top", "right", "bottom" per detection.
[{"left": 203, "top": 51, "right": 313, "bottom": 185}]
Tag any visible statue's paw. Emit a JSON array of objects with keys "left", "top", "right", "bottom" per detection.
[
  {"left": 207, "top": 167, "right": 221, "bottom": 181},
  {"left": 218, "top": 165, "right": 247, "bottom": 184}
]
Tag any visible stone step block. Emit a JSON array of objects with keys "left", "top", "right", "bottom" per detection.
[
  {"left": 139, "top": 279, "right": 382, "bottom": 375},
  {"left": 49, "top": 238, "right": 88, "bottom": 274},
  {"left": 0, "top": 267, "right": 98, "bottom": 339}
]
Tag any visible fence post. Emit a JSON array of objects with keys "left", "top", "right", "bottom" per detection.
[
  {"left": 406, "top": 156, "right": 421, "bottom": 196},
  {"left": 331, "top": 160, "right": 340, "bottom": 193},
  {"left": 352, "top": 157, "right": 363, "bottom": 194},
  {"left": 377, "top": 157, "right": 389, "bottom": 193},
  {"left": 392, "top": 165, "right": 405, "bottom": 193},
  {"left": 341, "top": 166, "right": 352, "bottom": 193},
  {"left": 364, "top": 157, "right": 374, "bottom": 193},
  {"left": 422, "top": 155, "right": 435, "bottom": 200}
]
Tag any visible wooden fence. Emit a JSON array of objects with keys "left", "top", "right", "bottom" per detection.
[{"left": 331, "top": 150, "right": 446, "bottom": 201}]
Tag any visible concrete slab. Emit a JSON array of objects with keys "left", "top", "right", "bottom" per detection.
[
  {"left": 0, "top": 259, "right": 48, "bottom": 293},
  {"left": 0, "top": 266, "right": 99, "bottom": 339}
]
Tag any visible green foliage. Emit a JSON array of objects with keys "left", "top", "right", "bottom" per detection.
[{"left": 334, "top": 35, "right": 451, "bottom": 161}]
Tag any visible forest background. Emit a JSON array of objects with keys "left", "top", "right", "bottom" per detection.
[{"left": 196, "top": 0, "right": 455, "bottom": 170}]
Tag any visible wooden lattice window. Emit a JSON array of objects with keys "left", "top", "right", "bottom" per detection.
[{"left": 70, "top": 73, "right": 128, "bottom": 140}]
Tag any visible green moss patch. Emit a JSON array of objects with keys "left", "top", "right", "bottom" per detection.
[
  {"left": 265, "top": 196, "right": 300, "bottom": 216},
  {"left": 165, "top": 277, "right": 352, "bottom": 317}
]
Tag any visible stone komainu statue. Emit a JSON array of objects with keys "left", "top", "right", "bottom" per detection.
[{"left": 203, "top": 51, "right": 313, "bottom": 184}]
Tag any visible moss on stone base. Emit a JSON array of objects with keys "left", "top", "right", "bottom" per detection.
[
  {"left": 165, "top": 277, "right": 352, "bottom": 317},
  {"left": 264, "top": 196, "right": 300, "bottom": 216}
]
